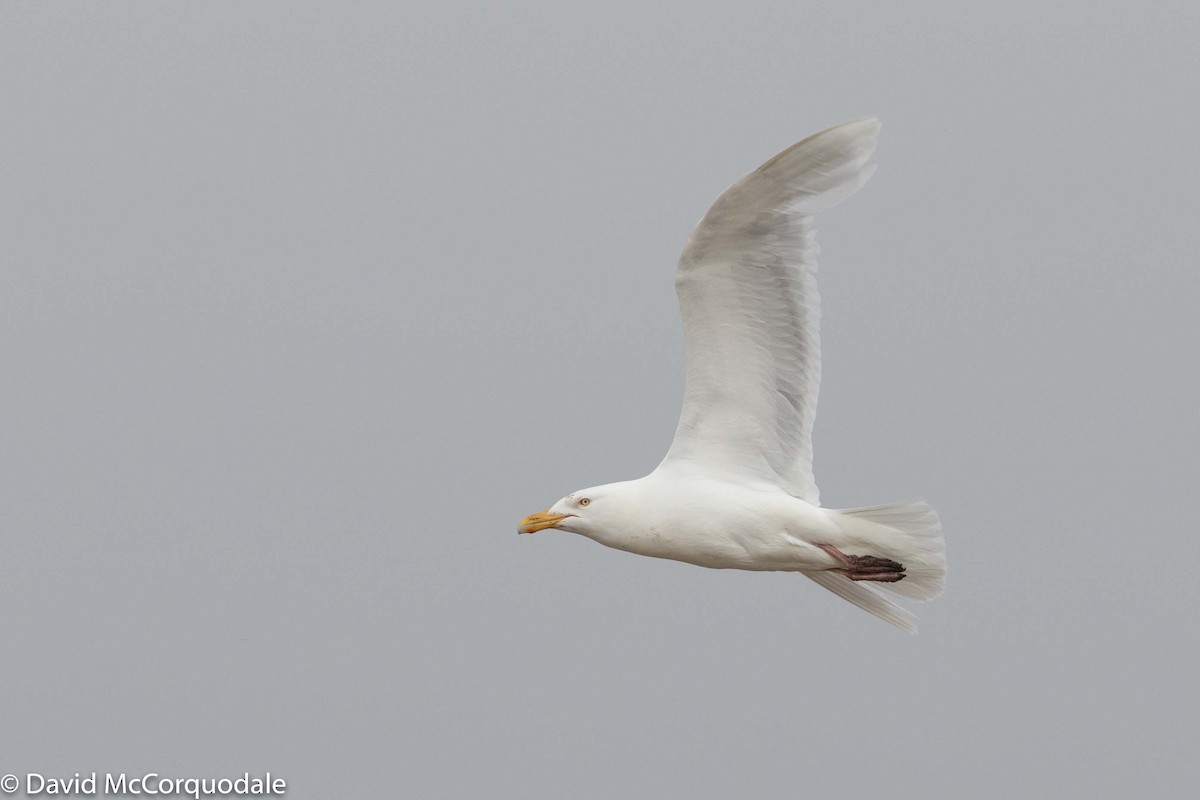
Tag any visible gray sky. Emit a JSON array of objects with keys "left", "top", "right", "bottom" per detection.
[{"left": 3, "top": 2, "right": 1198, "bottom": 798}]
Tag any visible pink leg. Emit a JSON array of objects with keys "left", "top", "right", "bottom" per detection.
[{"left": 815, "top": 543, "right": 907, "bottom": 583}]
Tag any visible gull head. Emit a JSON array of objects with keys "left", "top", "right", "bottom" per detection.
[{"left": 518, "top": 482, "right": 635, "bottom": 538}]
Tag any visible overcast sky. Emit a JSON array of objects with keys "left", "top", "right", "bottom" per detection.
[{"left": 3, "top": 2, "right": 1198, "bottom": 798}]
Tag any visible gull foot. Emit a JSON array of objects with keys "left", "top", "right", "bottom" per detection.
[{"left": 815, "top": 544, "right": 907, "bottom": 583}]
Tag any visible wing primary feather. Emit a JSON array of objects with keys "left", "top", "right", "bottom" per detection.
[{"left": 803, "top": 570, "right": 918, "bottom": 633}]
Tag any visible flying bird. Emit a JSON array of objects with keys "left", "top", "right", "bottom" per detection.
[{"left": 519, "top": 119, "right": 945, "bottom": 631}]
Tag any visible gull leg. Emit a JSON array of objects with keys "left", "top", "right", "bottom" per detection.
[{"left": 815, "top": 543, "right": 907, "bottom": 583}]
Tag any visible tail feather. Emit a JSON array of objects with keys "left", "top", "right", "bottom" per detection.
[
  {"left": 835, "top": 498, "right": 945, "bottom": 602},
  {"left": 807, "top": 498, "right": 945, "bottom": 632}
]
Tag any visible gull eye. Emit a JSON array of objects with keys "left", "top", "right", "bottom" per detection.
[{"left": 579, "top": 497, "right": 591, "bottom": 506}]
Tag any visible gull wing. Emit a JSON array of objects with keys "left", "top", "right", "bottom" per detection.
[{"left": 656, "top": 119, "right": 880, "bottom": 504}]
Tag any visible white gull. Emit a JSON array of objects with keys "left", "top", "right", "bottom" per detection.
[{"left": 520, "top": 119, "right": 945, "bottom": 632}]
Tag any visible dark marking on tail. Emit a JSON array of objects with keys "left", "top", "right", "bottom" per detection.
[
  {"left": 847, "top": 554, "right": 904, "bottom": 571},
  {"left": 845, "top": 554, "right": 906, "bottom": 583},
  {"left": 815, "top": 543, "right": 907, "bottom": 583}
]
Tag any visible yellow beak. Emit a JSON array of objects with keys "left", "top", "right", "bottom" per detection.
[{"left": 518, "top": 510, "right": 569, "bottom": 534}]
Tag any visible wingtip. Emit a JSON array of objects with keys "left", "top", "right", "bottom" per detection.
[
  {"left": 745, "top": 117, "right": 881, "bottom": 214},
  {"left": 830, "top": 116, "right": 882, "bottom": 148},
  {"left": 803, "top": 571, "right": 920, "bottom": 633},
  {"left": 816, "top": 116, "right": 881, "bottom": 140},
  {"left": 842, "top": 115, "right": 881, "bottom": 130}
]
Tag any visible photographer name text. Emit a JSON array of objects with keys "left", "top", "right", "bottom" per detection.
[{"left": 0, "top": 773, "right": 285, "bottom": 798}]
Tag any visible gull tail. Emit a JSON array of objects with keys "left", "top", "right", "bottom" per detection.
[{"left": 805, "top": 498, "right": 946, "bottom": 633}]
